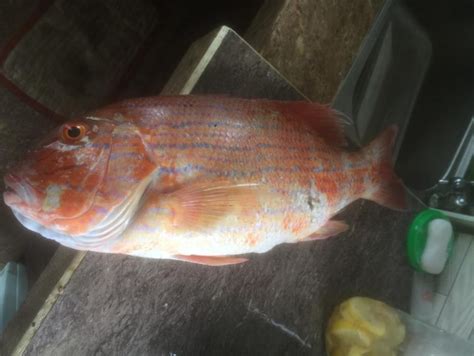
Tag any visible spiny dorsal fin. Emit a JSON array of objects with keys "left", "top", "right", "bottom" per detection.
[{"left": 274, "top": 101, "right": 348, "bottom": 147}]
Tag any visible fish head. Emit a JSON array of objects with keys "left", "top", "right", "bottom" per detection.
[{"left": 3, "top": 116, "right": 155, "bottom": 249}]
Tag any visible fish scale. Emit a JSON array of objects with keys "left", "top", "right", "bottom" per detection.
[{"left": 4, "top": 95, "right": 406, "bottom": 265}]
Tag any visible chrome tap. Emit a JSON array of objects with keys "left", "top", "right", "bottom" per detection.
[{"left": 428, "top": 177, "right": 474, "bottom": 215}]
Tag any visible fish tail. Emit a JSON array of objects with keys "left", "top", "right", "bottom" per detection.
[{"left": 362, "top": 125, "right": 407, "bottom": 211}]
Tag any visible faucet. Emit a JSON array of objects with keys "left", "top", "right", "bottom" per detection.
[{"left": 428, "top": 177, "right": 474, "bottom": 215}]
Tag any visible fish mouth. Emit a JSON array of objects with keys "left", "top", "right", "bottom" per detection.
[
  {"left": 9, "top": 208, "right": 83, "bottom": 249},
  {"left": 6, "top": 181, "right": 148, "bottom": 251},
  {"left": 3, "top": 173, "right": 37, "bottom": 207},
  {"left": 3, "top": 188, "right": 22, "bottom": 206}
]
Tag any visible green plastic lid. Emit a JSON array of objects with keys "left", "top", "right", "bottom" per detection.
[{"left": 407, "top": 209, "right": 454, "bottom": 271}]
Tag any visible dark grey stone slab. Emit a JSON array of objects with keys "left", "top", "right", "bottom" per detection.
[
  {"left": 2, "top": 0, "right": 159, "bottom": 116},
  {"left": 191, "top": 32, "right": 303, "bottom": 101},
  {"left": 0, "top": 0, "right": 44, "bottom": 50},
  {"left": 0, "top": 85, "right": 58, "bottom": 274},
  {"left": 25, "top": 202, "right": 412, "bottom": 356},
  {"left": 22, "top": 27, "right": 413, "bottom": 356}
]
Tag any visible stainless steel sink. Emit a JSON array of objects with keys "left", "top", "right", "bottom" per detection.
[
  {"left": 426, "top": 118, "right": 474, "bottom": 228},
  {"left": 333, "top": 0, "right": 474, "bottom": 223},
  {"left": 332, "top": 0, "right": 432, "bottom": 157},
  {"left": 396, "top": 0, "right": 474, "bottom": 192},
  {"left": 443, "top": 118, "right": 474, "bottom": 180}
]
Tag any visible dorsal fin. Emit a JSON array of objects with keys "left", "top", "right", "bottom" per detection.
[{"left": 274, "top": 101, "right": 348, "bottom": 147}]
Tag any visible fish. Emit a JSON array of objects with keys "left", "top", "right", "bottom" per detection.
[{"left": 3, "top": 95, "right": 407, "bottom": 266}]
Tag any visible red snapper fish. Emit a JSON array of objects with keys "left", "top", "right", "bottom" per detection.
[{"left": 3, "top": 96, "right": 406, "bottom": 266}]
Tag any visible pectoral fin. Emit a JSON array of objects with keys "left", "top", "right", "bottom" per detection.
[
  {"left": 174, "top": 254, "right": 248, "bottom": 266},
  {"left": 165, "top": 180, "right": 260, "bottom": 231},
  {"left": 303, "top": 220, "right": 349, "bottom": 241}
]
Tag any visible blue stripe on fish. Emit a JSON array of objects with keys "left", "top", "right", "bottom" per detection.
[
  {"left": 150, "top": 142, "right": 315, "bottom": 152},
  {"left": 93, "top": 206, "right": 110, "bottom": 215},
  {"left": 110, "top": 152, "right": 144, "bottom": 160},
  {"left": 154, "top": 163, "right": 323, "bottom": 178},
  {"left": 140, "top": 120, "right": 282, "bottom": 131},
  {"left": 145, "top": 207, "right": 172, "bottom": 215},
  {"left": 132, "top": 224, "right": 157, "bottom": 233},
  {"left": 151, "top": 143, "right": 248, "bottom": 152},
  {"left": 90, "top": 143, "right": 110, "bottom": 149}
]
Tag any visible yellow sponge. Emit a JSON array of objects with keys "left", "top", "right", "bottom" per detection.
[{"left": 326, "top": 297, "right": 405, "bottom": 356}]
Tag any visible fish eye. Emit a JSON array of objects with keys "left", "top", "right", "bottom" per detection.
[
  {"left": 67, "top": 126, "right": 81, "bottom": 138},
  {"left": 61, "top": 123, "right": 88, "bottom": 143}
]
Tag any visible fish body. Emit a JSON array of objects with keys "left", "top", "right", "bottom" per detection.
[{"left": 3, "top": 96, "right": 406, "bottom": 265}]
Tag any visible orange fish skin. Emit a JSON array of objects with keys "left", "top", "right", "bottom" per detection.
[{"left": 3, "top": 95, "right": 406, "bottom": 262}]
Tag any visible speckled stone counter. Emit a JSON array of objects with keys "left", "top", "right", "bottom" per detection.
[
  {"left": 246, "top": 0, "right": 385, "bottom": 103},
  {"left": 18, "top": 28, "right": 412, "bottom": 356}
]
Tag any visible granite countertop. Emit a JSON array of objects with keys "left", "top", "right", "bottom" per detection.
[{"left": 246, "top": 0, "right": 385, "bottom": 103}]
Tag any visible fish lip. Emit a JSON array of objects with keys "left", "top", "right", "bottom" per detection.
[
  {"left": 4, "top": 173, "right": 21, "bottom": 187},
  {"left": 3, "top": 189, "right": 23, "bottom": 206},
  {"left": 8, "top": 208, "right": 78, "bottom": 248},
  {"left": 3, "top": 173, "right": 36, "bottom": 206},
  {"left": 4, "top": 173, "right": 22, "bottom": 205}
]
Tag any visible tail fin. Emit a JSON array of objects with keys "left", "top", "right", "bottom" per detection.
[{"left": 363, "top": 126, "right": 407, "bottom": 211}]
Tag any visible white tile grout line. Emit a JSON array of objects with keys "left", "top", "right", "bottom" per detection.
[
  {"left": 431, "top": 293, "right": 447, "bottom": 325},
  {"left": 435, "top": 234, "right": 473, "bottom": 327},
  {"left": 12, "top": 251, "right": 86, "bottom": 356},
  {"left": 436, "top": 233, "right": 473, "bottom": 296},
  {"left": 469, "top": 326, "right": 474, "bottom": 341}
]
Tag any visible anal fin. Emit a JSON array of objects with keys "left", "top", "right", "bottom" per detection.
[
  {"left": 174, "top": 254, "right": 248, "bottom": 266},
  {"left": 302, "top": 220, "right": 349, "bottom": 241}
]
